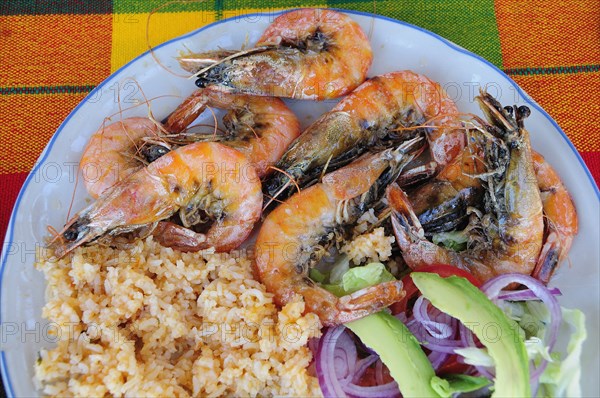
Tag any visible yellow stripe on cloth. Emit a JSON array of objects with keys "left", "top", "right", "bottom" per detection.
[
  {"left": 111, "top": 11, "right": 217, "bottom": 72},
  {"left": 221, "top": 6, "right": 327, "bottom": 20}
]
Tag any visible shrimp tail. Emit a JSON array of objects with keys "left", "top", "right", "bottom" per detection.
[
  {"left": 337, "top": 280, "right": 406, "bottom": 315},
  {"left": 388, "top": 183, "right": 424, "bottom": 242},
  {"left": 152, "top": 221, "right": 208, "bottom": 252},
  {"left": 302, "top": 281, "right": 406, "bottom": 326},
  {"left": 531, "top": 232, "right": 560, "bottom": 284},
  {"left": 387, "top": 183, "right": 456, "bottom": 269}
]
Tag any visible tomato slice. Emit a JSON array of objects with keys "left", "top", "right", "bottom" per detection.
[
  {"left": 436, "top": 354, "right": 471, "bottom": 376},
  {"left": 412, "top": 264, "right": 482, "bottom": 287},
  {"left": 390, "top": 264, "right": 481, "bottom": 314}
]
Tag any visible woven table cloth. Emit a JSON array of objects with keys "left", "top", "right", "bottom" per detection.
[
  {"left": 0, "top": 0, "right": 599, "bottom": 396},
  {"left": 2, "top": 0, "right": 599, "bottom": 247}
]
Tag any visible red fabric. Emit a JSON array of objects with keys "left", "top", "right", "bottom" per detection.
[{"left": 0, "top": 172, "right": 28, "bottom": 245}]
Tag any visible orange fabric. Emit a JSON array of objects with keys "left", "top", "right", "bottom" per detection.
[
  {"left": 495, "top": 0, "right": 600, "bottom": 68},
  {"left": 510, "top": 71, "right": 600, "bottom": 152},
  {"left": 2, "top": 93, "right": 88, "bottom": 174},
  {"left": 0, "top": 14, "right": 112, "bottom": 87}
]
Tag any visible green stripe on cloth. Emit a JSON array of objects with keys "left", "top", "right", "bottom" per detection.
[
  {"left": 0, "top": 85, "right": 95, "bottom": 96},
  {"left": 504, "top": 64, "right": 600, "bottom": 76},
  {"left": 0, "top": 0, "right": 112, "bottom": 15},
  {"left": 113, "top": 0, "right": 219, "bottom": 14},
  {"left": 113, "top": 0, "right": 325, "bottom": 14},
  {"left": 327, "top": 0, "right": 503, "bottom": 68}
]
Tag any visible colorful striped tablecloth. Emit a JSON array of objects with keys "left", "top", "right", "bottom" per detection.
[
  {"left": 0, "top": 0, "right": 599, "bottom": 396},
  {"left": 2, "top": 1, "right": 599, "bottom": 249}
]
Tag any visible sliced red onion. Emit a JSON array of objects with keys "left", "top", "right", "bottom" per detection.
[
  {"left": 308, "top": 337, "right": 319, "bottom": 355},
  {"left": 429, "top": 350, "right": 450, "bottom": 370},
  {"left": 483, "top": 274, "right": 562, "bottom": 383},
  {"left": 316, "top": 326, "right": 400, "bottom": 398},
  {"left": 497, "top": 286, "right": 561, "bottom": 301},
  {"left": 375, "top": 359, "right": 384, "bottom": 385},
  {"left": 349, "top": 355, "right": 379, "bottom": 384},
  {"left": 316, "top": 326, "right": 349, "bottom": 397},
  {"left": 482, "top": 274, "right": 561, "bottom": 352},
  {"left": 334, "top": 330, "right": 357, "bottom": 381},
  {"left": 342, "top": 380, "right": 400, "bottom": 398},
  {"left": 412, "top": 296, "right": 454, "bottom": 339}
]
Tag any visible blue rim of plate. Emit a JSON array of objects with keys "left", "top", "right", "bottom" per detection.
[{"left": 1, "top": 8, "right": 598, "bottom": 397}]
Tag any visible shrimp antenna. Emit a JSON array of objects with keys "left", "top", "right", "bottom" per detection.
[
  {"left": 65, "top": 166, "right": 82, "bottom": 223},
  {"left": 125, "top": 78, "right": 171, "bottom": 139},
  {"left": 262, "top": 166, "right": 301, "bottom": 210},
  {"left": 204, "top": 105, "right": 219, "bottom": 138},
  {"left": 319, "top": 153, "right": 334, "bottom": 182},
  {"left": 46, "top": 225, "right": 64, "bottom": 246},
  {"left": 262, "top": 193, "right": 285, "bottom": 206},
  {"left": 241, "top": 121, "right": 260, "bottom": 139},
  {"left": 367, "top": 0, "right": 376, "bottom": 41},
  {"left": 146, "top": 0, "right": 207, "bottom": 78}
]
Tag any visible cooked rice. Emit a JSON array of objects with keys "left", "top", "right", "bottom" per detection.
[
  {"left": 34, "top": 237, "right": 323, "bottom": 397},
  {"left": 341, "top": 227, "right": 395, "bottom": 265},
  {"left": 353, "top": 209, "right": 379, "bottom": 234}
]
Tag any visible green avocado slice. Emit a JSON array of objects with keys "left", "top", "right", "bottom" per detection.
[
  {"left": 346, "top": 311, "right": 441, "bottom": 397},
  {"left": 411, "top": 272, "right": 530, "bottom": 397}
]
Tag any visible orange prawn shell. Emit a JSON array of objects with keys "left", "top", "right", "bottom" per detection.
[
  {"left": 332, "top": 71, "right": 465, "bottom": 167},
  {"left": 158, "top": 142, "right": 263, "bottom": 252},
  {"left": 164, "top": 88, "right": 301, "bottom": 178},
  {"left": 532, "top": 151, "right": 578, "bottom": 258},
  {"left": 80, "top": 117, "right": 162, "bottom": 198},
  {"left": 255, "top": 184, "right": 334, "bottom": 306},
  {"left": 257, "top": 8, "right": 373, "bottom": 99}
]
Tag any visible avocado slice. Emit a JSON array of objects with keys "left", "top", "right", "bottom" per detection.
[
  {"left": 411, "top": 272, "right": 530, "bottom": 397},
  {"left": 346, "top": 311, "right": 441, "bottom": 397}
]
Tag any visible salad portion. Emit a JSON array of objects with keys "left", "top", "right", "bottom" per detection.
[{"left": 313, "top": 266, "right": 585, "bottom": 397}]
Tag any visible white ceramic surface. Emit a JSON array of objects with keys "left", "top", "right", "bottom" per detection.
[{"left": 1, "top": 9, "right": 598, "bottom": 397}]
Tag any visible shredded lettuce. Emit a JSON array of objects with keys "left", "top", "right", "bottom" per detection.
[
  {"left": 537, "top": 308, "right": 586, "bottom": 397},
  {"left": 322, "top": 262, "right": 395, "bottom": 296},
  {"left": 497, "top": 300, "right": 586, "bottom": 397}
]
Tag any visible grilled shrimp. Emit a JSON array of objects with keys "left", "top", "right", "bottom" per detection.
[
  {"left": 406, "top": 135, "right": 490, "bottom": 234},
  {"left": 54, "top": 142, "right": 262, "bottom": 257},
  {"left": 254, "top": 137, "right": 423, "bottom": 325},
  {"left": 184, "top": 8, "right": 372, "bottom": 100},
  {"left": 163, "top": 87, "right": 300, "bottom": 176},
  {"left": 79, "top": 117, "right": 164, "bottom": 198},
  {"left": 80, "top": 90, "right": 299, "bottom": 202},
  {"left": 388, "top": 92, "right": 544, "bottom": 282},
  {"left": 263, "top": 70, "right": 465, "bottom": 202},
  {"left": 531, "top": 151, "right": 578, "bottom": 283}
]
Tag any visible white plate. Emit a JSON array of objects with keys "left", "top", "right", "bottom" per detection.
[{"left": 1, "top": 9, "right": 599, "bottom": 397}]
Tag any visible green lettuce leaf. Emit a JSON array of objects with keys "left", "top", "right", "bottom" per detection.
[
  {"left": 432, "top": 231, "right": 468, "bottom": 252},
  {"left": 322, "top": 262, "right": 395, "bottom": 296},
  {"left": 431, "top": 374, "right": 491, "bottom": 397}
]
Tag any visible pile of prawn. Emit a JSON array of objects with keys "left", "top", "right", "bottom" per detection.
[{"left": 49, "top": 8, "right": 577, "bottom": 327}]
